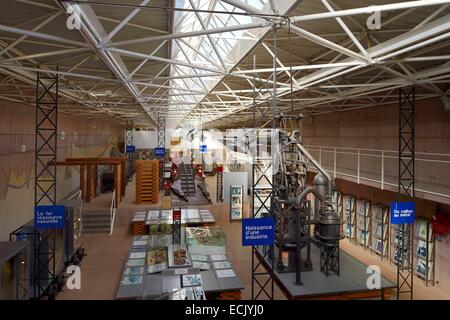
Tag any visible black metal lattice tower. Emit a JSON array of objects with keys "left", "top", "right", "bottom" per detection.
[
  {"left": 34, "top": 69, "right": 59, "bottom": 299},
  {"left": 157, "top": 115, "right": 165, "bottom": 151},
  {"left": 251, "top": 129, "right": 275, "bottom": 300},
  {"left": 216, "top": 171, "right": 223, "bottom": 202},
  {"left": 396, "top": 86, "right": 415, "bottom": 300},
  {"left": 250, "top": 26, "right": 281, "bottom": 300},
  {"left": 125, "top": 120, "right": 134, "bottom": 181}
]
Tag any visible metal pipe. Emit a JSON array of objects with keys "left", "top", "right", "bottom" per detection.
[
  {"left": 295, "top": 186, "right": 327, "bottom": 208},
  {"left": 290, "top": 0, "right": 450, "bottom": 23},
  {"left": 106, "top": 21, "right": 270, "bottom": 48},
  {"left": 296, "top": 143, "right": 333, "bottom": 194}
]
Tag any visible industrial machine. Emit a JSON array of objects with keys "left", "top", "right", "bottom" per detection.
[{"left": 259, "top": 114, "right": 343, "bottom": 284}]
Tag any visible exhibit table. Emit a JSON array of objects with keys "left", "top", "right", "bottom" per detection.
[
  {"left": 116, "top": 226, "right": 243, "bottom": 300},
  {"left": 131, "top": 208, "right": 216, "bottom": 235}
]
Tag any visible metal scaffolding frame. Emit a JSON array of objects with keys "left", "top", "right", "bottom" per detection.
[
  {"left": 0, "top": 1, "right": 448, "bottom": 127},
  {"left": 251, "top": 25, "right": 280, "bottom": 299},
  {"left": 34, "top": 69, "right": 59, "bottom": 299},
  {"left": 157, "top": 115, "right": 166, "bottom": 150},
  {"left": 396, "top": 86, "right": 415, "bottom": 300},
  {"left": 216, "top": 171, "right": 223, "bottom": 203},
  {"left": 125, "top": 119, "right": 134, "bottom": 181},
  {"left": 251, "top": 155, "right": 275, "bottom": 300}
]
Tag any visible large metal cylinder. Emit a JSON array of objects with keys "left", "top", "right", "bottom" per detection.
[
  {"left": 313, "top": 173, "right": 328, "bottom": 220},
  {"left": 318, "top": 206, "right": 341, "bottom": 246}
]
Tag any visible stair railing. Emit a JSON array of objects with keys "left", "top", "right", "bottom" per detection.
[{"left": 110, "top": 190, "right": 116, "bottom": 235}]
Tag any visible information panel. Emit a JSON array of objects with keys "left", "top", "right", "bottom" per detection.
[
  {"left": 34, "top": 205, "right": 65, "bottom": 229},
  {"left": 126, "top": 145, "right": 136, "bottom": 153},
  {"left": 199, "top": 144, "right": 208, "bottom": 154},
  {"left": 242, "top": 217, "right": 275, "bottom": 246},
  {"left": 390, "top": 201, "right": 415, "bottom": 225},
  {"left": 154, "top": 147, "right": 165, "bottom": 157}
]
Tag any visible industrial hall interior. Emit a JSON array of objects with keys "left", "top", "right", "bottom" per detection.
[{"left": 0, "top": 0, "right": 450, "bottom": 302}]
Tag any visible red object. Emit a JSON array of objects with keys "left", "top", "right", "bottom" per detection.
[
  {"left": 163, "top": 181, "right": 171, "bottom": 190},
  {"left": 432, "top": 212, "right": 450, "bottom": 236},
  {"left": 215, "top": 166, "right": 224, "bottom": 173},
  {"left": 172, "top": 208, "right": 181, "bottom": 221}
]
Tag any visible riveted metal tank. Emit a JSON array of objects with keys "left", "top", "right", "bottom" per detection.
[{"left": 318, "top": 205, "right": 342, "bottom": 247}]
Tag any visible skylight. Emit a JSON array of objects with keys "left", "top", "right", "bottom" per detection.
[{"left": 163, "top": 0, "right": 269, "bottom": 126}]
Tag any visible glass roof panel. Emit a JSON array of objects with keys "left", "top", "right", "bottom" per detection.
[{"left": 165, "top": 0, "right": 269, "bottom": 125}]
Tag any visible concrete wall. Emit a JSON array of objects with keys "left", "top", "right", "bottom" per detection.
[
  {"left": 302, "top": 98, "right": 450, "bottom": 153},
  {"left": 0, "top": 100, "right": 124, "bottom": 241}
]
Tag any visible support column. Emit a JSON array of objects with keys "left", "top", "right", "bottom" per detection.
[
  {"left": 114, "top": 164, "right": 121, "bottom": 208},
  {"left": 125, "top": 120, "right": 134, "bottom": 182},
  {"left": 396, "top": 86, "right": 415, "bottom": 300},
  {"left": 157, "top": 115, "right": 166, "bottom": 151},
  {"left": 34, "top": 68, "right": 58, "bottom": 299},
  {"left": 80, "top": 164, "right": 85, "bottom": 200},
  {"left": 216, "top": 169, "right": 223, "bottom": 203},
  {"left": 86, "top": 164, "right": 92, "bottom": 203}
]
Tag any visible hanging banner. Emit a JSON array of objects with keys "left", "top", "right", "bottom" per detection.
[
  {"left": 390, "top": 201, "right": 415, "bottom": 225},
  {"left": 199, "top": 144, "right": 208, "bottom": 154},
  {"left": 242, "top": 217, "right": 275, "bottom": 246},
  {"left": 34, "top": 205, "right": 66, "bottom": 229},
  {"left": 154, "top": 147, "right": 165, "bottom": 157}
]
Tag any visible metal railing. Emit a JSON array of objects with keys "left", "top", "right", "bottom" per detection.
[
  {"left": 68, "top": 189, "right": 82, "bottom": 200},
  {"left": 305, "top": 145, "right": 450, "bottom": 200},
  {"left": 110, "top": 190, "right": 116, "bottom": 235}
]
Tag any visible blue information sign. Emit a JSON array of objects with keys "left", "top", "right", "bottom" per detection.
[
  {"left": 154, "top": 147, "right": 165, "bottom": 157},
  {"left": 34, "top": 205, "right": 66, "bottom": 229},
  {"left": 242, "top": 217, "right": 275, "bottom": 246},
  {"left": 199, "top": 144, "right": 208, "bottom": 154},
  {"left": 390, "top": 201, "right": 415, "bottom": 225},
  {"left": 126, "top": 145, "right": 136, "bottom": 153}
]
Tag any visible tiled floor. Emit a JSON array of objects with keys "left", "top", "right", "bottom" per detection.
[{"left": 58, "top": 176, "right": 450, "bottom": 300}]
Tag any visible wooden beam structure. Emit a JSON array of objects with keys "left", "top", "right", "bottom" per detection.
[{"left": 52, "top": 157, "right": 128, "bottom": 207}]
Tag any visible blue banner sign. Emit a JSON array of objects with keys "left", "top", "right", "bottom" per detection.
[
  {"left": 126, "top": 145, "right": 136, "bottom": 153},
  {"left": 34, "top": 205, "right": 65, "bottom": 229},
  {"left": 242, "top": 217, "right": 275, "bottom": 246},
  {"left": 390, "top": 201, "right": 415, "bottom": 225},
  {"left": 154, "top": 147, "right": 165, "bottom": 157},
  {"left": 199, "top": 144, "right": 208, "bottom": 154}
]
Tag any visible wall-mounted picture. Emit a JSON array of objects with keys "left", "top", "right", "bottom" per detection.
[
  {"left": 375, "top": 223, "right": 383, "bottom": 238},
  {"left": 416, "top": 258, "right": 428, "bottom": 276},
  {"left": 231, "top": 186, "right": 242, "bottom": 196},
  {"left": 230, "top": 185, "right": 243, "bottom": 221},
  {"left": 376, "top": 239, "right": 383, "bottom": 254},
  {"left": 394, "top": 229, "right": 408, "bottom": 246},
  {"left": 416, "top": 239, "right": 429, "bottom": 258}
]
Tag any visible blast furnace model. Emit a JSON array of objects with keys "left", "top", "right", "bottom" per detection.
[{"left": 262, "top": 115, "right": 343, "bottom": 284}]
